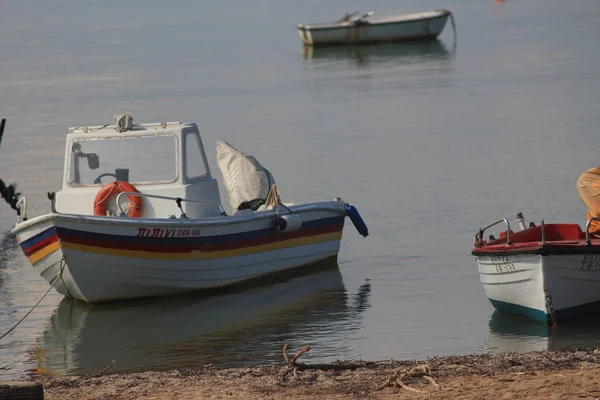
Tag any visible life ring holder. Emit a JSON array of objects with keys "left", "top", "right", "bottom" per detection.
[{"left": 94, "top": 181, "right": 143, "bottom": 217}]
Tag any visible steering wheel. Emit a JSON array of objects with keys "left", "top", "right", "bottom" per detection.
[{"left": 93, "top": 173, "right": 118, "bottom": 184}]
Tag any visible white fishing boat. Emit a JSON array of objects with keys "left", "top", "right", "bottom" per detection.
[
  {"left": 11, "top": 115, "right": 368, "bottom": 304},
  {"left": 297, "top": 9, "right": 452, "bottom": 46},
  {"left": 473, "top": 169, "right": 600, "bottom": 325},
  {"left": 472, "top": 213, "right": 600, "bottom": 325}
]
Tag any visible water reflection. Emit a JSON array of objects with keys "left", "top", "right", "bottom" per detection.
[
  {"left": 484, "top": 311, "right": 600, "bottom": 353},
  {"left": 31, "top": 261, "right": 371, "bottom": 376},
  {"left": 0, "top": 233, "right": 17, "bottom": 268},
  {"left": 0, "top": 233, "right": 17, "bottom": 311},
  {"left": 301, "top": 40, "right": 453, "bottom": 67}
]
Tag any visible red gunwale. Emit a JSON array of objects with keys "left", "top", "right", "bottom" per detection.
[{"left": 471, "top": 223, "right": 600, "bottom": 256}]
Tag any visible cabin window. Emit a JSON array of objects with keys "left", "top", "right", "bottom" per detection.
[
  {"left": 67, "top": 135, "right": 178, "bottom": 185},
  {"left": 184, "top": 132, "right": 208, "bottom": 180}
]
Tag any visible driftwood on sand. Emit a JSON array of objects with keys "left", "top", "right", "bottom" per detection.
[{"left": 34, "top": 348, "right": 600, "bottom": 400}]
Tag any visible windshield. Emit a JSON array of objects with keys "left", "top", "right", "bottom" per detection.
[{"left": 67, "top": 135, "right": 178, "bottom": 185}]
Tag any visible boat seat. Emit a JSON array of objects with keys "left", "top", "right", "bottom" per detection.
[
  {"left": 540, "top": 224, "right": 585, "bottom": 241},
  {"left": 486, "top": 223, "right": 584, "bottom": 245}
]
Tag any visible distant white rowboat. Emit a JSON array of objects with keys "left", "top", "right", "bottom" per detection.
[{"left": 297, "top": 10, "right": 452, "bottom": 46}]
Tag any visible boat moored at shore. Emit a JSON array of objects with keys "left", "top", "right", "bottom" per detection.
[
  {"left": 473, "top": 214, "right": 600, "bottom": 325},
  {"left": 12, "top": 115, "right": 368, "bottom": 304}
]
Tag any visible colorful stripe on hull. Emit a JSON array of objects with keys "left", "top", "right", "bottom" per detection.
[
  {"left": 19, "top": 227, "right": 61, "bottom": 264},
  {"left": 20, "top": 216, "right": 344, "bottom": 262}
]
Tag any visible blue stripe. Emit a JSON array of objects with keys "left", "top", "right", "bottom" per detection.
[
  {"left": 489, "top": 298, "right": 600, "bottom": 325},
  {"left": 20, "top": 227, "right": 57, "bottom": 250},
  {"left": 55, "top": 215, "right": 344, "bottom": 246}
]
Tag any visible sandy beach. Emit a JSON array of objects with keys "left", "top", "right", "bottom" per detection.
[{"left": 31, "top": 348, "right": 600, "bottom": 399}]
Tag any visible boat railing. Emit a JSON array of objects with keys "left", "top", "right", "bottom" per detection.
[
  {"left": 360, "top": 11, "right": 374, "bottom": 19},
  {"left": 474, "top": 218, "right": 512, "bottom": 247},
  {"left": 584, "top": 217, "right": 600, "bottom": 246},
  {"left": 15, "top": 196, "right": 27, "bottom": 223},
  {"left": 115, "top": 191, "right": 226, "bottom": 218},
  {"left": 336, "top": 11, "right": 359, "bottom": 22}
]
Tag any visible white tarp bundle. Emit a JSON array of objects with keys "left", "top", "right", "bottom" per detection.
[{"left": 216, "top": 140, "right": 276, "bottom": 211}]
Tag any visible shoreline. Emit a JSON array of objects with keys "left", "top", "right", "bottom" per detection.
[{"left": 33, "top": 348, "right": 600, "bottom": 399}]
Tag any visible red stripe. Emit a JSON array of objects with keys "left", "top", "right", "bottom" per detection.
[
  {"left": 24, "top": 235, "right": 58, "bottom": 257},
  {"left": 59, "top": 223, "right": 344, "bottom": 253}
]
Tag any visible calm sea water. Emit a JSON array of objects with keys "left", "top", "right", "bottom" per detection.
[{"left": 1, "top": 0, "right": 600, "bottom": 379}]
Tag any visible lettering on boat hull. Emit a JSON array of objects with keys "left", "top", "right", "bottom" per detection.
[{"left": 136, "top": 227, "right": 202, "bottom": 238}]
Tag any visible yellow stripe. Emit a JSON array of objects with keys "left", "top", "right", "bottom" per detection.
[
  {"left": 29, "top": 241, "right": 61, "bottom": 264},
  {"left": 61, "top": 231, "right": 342, "bottom": 260}
]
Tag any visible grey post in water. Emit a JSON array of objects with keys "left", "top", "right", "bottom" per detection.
[
  {"left": 0, "top": 118, "right": 5, "bottom": 147},
  {"left": 0, "top": 118, "right": 23, "bottom": 216}
]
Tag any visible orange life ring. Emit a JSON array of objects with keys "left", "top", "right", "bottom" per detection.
[{"left": 94, "top": 181, "right": 143, "bottom": 217}]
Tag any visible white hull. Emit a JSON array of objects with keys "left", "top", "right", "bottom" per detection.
[
  {"left": 297, "top": 10, "right": 450, "bottom": 46},
  {"left": 477, "top": 253, "right": 600, "bottom": 324},
  {"left": 14, "top": 201, "right": 348, "bottom": 303}
]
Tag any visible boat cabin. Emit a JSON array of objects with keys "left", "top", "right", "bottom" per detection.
[{"left": 54, "top": 115, "right": 224, "bottom": 218}]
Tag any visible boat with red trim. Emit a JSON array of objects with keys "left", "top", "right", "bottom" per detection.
[
  {"left": 472, "top": 213, "right": 600, "bottom": 325},
  {"left": 11, "top": 115, "right": 368, "bottom": 304}
]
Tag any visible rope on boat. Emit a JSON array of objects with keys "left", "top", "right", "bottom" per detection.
[
  {"left": 59, "top": 258, "right": 74, "bottom": 298},
  {"left": 448, "top": 11, "right": 457, "bottom": 54},
  {"left": 0, "top": 258, "right": 66, "bottom": 342},
  {"left": 543, "top": 286, "right": 557, "bottom": 327}
]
